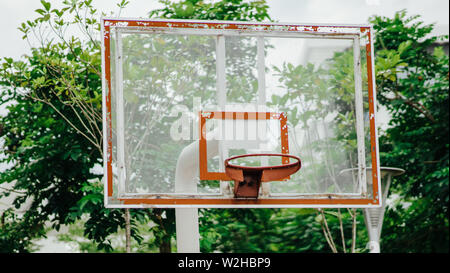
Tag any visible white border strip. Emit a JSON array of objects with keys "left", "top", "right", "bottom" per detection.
[
  {"left": 115, "top": 28, "right": 126, "bottom": 197},
  {"left": 353, "top": 35, "right": 367, "bottom": 196},
  {"left": 116, "top": 27, "right": 359, "bottom": 39},
  {"left": 106, "top": 203, "right": 381, "bottom": 209},
  {"left": 101, "top": 18, "right": 109, "bottom": 206}
]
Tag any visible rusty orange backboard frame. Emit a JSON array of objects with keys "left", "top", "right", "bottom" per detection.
[{"left": 101, "top": 18, "right": 381, "bottom": 208}]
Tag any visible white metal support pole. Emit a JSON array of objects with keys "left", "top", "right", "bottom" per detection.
[
  {"left": 364, "top": 167, "right": 404, "bottom": 253},
  {"left": 365, "top": 173, "right": 391, "bottom": 253},
  {"left": 174, "top": 136, "right": 221, "bottom": 253},
  {"left": 367, "top": 240, "right": 381, "bottom": 253},
  {"left": 175, "top": 208, "right": 200, "bottom": 252},
  {"left": 175, "top": 141, "right": 200, "bottom": 253}
]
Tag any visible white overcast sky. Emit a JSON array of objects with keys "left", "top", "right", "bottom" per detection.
[{"left": 0, "top": 0, "right": 448, "bottom": 60}]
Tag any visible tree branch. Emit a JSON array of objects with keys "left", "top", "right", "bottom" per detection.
[
  {"left": 317, "top": 209, "right": 337, "bottom": 253},
  {"left": 385, "top": 91, "right": 437, "bottom": 123},
  {"left": 337, "top": 208, "right": 347, "bottom": 253}
]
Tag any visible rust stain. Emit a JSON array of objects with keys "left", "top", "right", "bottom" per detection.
[
  {"left": 365, "top": 28, "right": 380, "bottom": 206},
  {"left": 103, "top": 19, "right": 365, "bottom": 35},
  {"left": 104, "top": 24, "right": 113, "bottom": 197}
]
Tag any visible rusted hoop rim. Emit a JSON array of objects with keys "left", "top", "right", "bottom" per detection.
[{"left": 224, "top": 153, "right": 301, "bottom": 171}]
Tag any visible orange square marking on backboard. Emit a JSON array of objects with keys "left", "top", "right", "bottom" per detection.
[{"left": 199, "top": 111, "right": 289, "bottom": 181}]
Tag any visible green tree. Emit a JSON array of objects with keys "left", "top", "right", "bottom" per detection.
[
  {"left": 0, "top": 0, "right": 146, "bottom": 252},
  {"left": 371, "top": 10, "right": 449, "bottom": 252},
  {"left": 149, "top": 0, "right": 271, "bottom": 21},
  {"left": 0, "top": 0, "right": 272, "bottom": 252}
]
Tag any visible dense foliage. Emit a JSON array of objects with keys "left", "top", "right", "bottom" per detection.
[
  {"left": 0, "top": 0, "right": 147, "bottom": 252},
  {"left": 371, "top": 11, "right": 449, "bottom": 252}
]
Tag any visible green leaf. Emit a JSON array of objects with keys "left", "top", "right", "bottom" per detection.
[
  {"left": 35, "top": 8, "right": 46, "bottom": 15},
  {"left": 21, "top": 137, "right": 34, "bottom": 147},
  {"left": 32, "top": 103, "right": 43, "bottom": 113},
  {"left": 78, "top": 193, "right": 102, "bottom": 211},
  {"left": 70, "top": 149, "right": 82, "bottom": 161},
  {"left": 32, "top": 76, "right": 46, "bottom": 87},
  {"left": 41, "top": 14, "right": 50, "bottom": 22},
  {"left": 433, "top": 46, "right": 445, "bottom": 59},
  {"left": 41, "top": 0, "right": 51, "bottom": 11},
  {"left": 117, "top": 0, "right": 129, "bottom": 8}
]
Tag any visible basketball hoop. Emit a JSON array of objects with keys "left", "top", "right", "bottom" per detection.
[{"left": 224, "top": 154, "right": 301, "bottom": 198}]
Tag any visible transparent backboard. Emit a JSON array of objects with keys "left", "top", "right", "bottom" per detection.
[{"left": 102, "top": 19, "right": 381, "bottom": 208}]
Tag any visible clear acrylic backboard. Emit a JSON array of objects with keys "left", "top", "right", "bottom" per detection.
[{"left": 101, "top": 18, "right": 381, "bottom": 208}]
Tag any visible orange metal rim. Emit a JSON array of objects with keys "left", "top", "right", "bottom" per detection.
[{"left": 224, "top": 153, "right": 300, "bottom": 172}]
